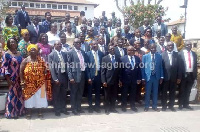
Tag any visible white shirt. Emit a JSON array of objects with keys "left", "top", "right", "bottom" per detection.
[
  {"left": 157, "top": 23, "right": 161, "bottom": 30},
  {"left": 117, "top": 47, "right": 125, "bottom": 57},
  {"left": 55, "top": 50, "right": 65, "bottom": 73},
  {"left": 98, "top": 44, "right": 105, "bottom": 53},
  {"left": 167, "top": 51, "right": 173, "bottom": 66},
  {"left": 164, "top": 41, "right": 178, "bottom": 52},
  {"left": 109, "top": 54, "right": 115, "bottom": 61},
  {"left": 135, "top": 36, "right": 140, "bottom": 41},
  {"left": 75, "top": 48, "right": 85, "bottom": 71},
  {"left": 92, "top": 50, "right": 100, "bottom": 71},
  {"left": 33, "top": 24, "right": 39, "bottom": 33},
  {"left": 183, "top": 49, "right": 194, "bottom": 72},
  {"left": 128, "top": 55, "right": 135, "bottom": 68},
  {"left": 46, "top": 32, "right": 60, "bottom": 46}
]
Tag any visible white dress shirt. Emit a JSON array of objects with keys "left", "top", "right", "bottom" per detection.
[
  {"left": 167, "top": 51, "right": 173, "bottom": 66},
  {"left": 46, "top": 32, "right": 60, "bottom": 46},
  {"left": 183, "top": 49, "right": 194, "bottom": 72},
  {"left": 55, "top": 50, "right": 65, "bottom": 73},
  {"left": 92, "top": 50, "right": 100, "bottom": 71},
  {"left": 98, "top": 44, "right": 105, "bottom": 53},
  {"left": 109, "top": 54, "right": 115, "bottom": 61},
  {"left": 117, "top": 47, "right": 125, "bottom": 57},
  {"left": 135, "top": 36, "right": 140, "bottom": 41},
  {"left": 128, "top": 55, "right": 135, "bottom": 68},
  {"left": 164, "top": 41, "right": 178, "bottom": 52}
]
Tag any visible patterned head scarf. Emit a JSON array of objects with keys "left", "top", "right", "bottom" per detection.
[
  {"left": 27, "top": 44, "right": 38, "bottom": 52},
  {"left": 21, "top": 29, "right": 29, "bottom": 36}
]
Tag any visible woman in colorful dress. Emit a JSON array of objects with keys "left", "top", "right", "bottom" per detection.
[
  {"left": 20, "top": 44, "right": 52, "bottom": 119},
  {"left": 0, "top": 37, "right": 24, "bottom": 119},
  {"left": 2, "top": 15, "right": 19, "bottom": 50},
  {"left": 37, "top": 33, "right": 52, "bottom": 62},
  {"left": 18, "top": 29, "right": 30, "bottom": 58}
]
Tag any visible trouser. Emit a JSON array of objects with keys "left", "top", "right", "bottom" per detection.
[
  {"left": 70, "top": 72, "right": 85, "bottom": 111},
  {"left": 179, "top": 73, "right": 194, "bottom": 107},
  {"left": 122, "top": 82, "right": 137, "bottom": 108},
  {"left": 161, "top": 80, "right": 176, "bottom": 108},
  {"left": 136, "top": 83, "right": 142, "bottom": 102},
  {"left": 145, "top": 75, "right": 159, "bottom": 109},
  {"left": 88, "top": 71, "right": 101, "bottom": 108},
  {"left": 104, "top": 83, "right": 118, "bottom": 111},
  {"left": 53, "top": 82, "right": 67, "bottom": 113}
]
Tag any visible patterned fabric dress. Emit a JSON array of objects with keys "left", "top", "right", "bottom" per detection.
[
  {"left": 23, "top": 56, "right": 52, "bottom": 108},
  {"left": 2, "top": 26, "right": 19, "bottom": 50},
  {"left": 0, "top": 52, "right": 24, "bottom": 118},
  {"left": 18, "top": 39, "right": 30, "bottom": 58}
]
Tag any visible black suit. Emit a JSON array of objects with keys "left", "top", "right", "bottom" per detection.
[
  {"left": 101, "top": 54, "right": 121, "bottom": 111},
  {"left": 27, "top": 25, "right": 45, "bottom": 44},
  {"left": 161, "top": 51, "right": 182, "bottom": 108},
  {"left": 178, "top": 50, "right": 197, "bottom": 108},
  {"left": 17, "top": 10, "right": 31, "bottom": 28},
  {"left": 48, "top": 51, "right": 68, "bottom": 113},
  {"left": 129, "top": 37, "right": 144, "bottom": 47},
  {"left": 114, "top": 47, "right": 127, "bottom": 58},
  {"left": 98, "top": 44, "right": 109, "bottom": 56},
  {"left": 120, "top": 55, "right": 141, "bottom": 108}
]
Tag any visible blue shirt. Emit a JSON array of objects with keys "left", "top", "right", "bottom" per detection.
[{"left": 42, "top": 20, "right": 51, "bottom": 33}]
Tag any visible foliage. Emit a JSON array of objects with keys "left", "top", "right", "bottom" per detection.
[{"left": 115, "top": 0, "right": 170, "bottom": 28}]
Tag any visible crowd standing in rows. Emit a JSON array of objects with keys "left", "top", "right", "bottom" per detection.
[{"left": 0, "top": 5, "right": 197, "bottom": 119}]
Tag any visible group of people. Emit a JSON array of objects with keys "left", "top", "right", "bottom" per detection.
[{"left": 0, "top": 5, "right": 197, "bottom": 119}]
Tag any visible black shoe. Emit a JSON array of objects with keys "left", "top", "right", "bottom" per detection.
[
  {"left": 88, "top": 107, "right": 93, "bottom": 113},
  {"left": 122, "top": 107, "right": 127, "bottom": 112},
  {"left": 152, "top": 108, "right": 160, "bottom": 112},
  {"left": 72, "top": 110, "right": 79, "bottom": 115},
  {"left": 144, "top": 108, "right": 149, "bottom": 112},
  {"left": 105, "top": 110, "right": 110, "bottom": 115},
  {"left": 178, "top": 106, "right": 183, "bottom": 110},
  {"left": 61, "top": 109, "right": 70, "bottom": 115},
  {"left": 183, "top": 106, "right": 193, "bottom": 110},
  {"left": 110, "top": 109, "right": 118, "bottom": 113},
  {"left": 77, "top": 109, "right": 85, "bottom": 113},
  {"left": 94, "top": 108, "right": 101, "bottom": 113},
  {"left": 131, "top": 107, "right": 138, "bottom": 112},
  {"left": 162, "top": 107, "right": 166, "bottom": 111},
  {"left": 55, "top": 112, "right": 61, "bottom": 116},
  {"left": 169, "top": 107, "right": 176, "bottom": 112}
]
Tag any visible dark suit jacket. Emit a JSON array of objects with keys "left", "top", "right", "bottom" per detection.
[
  {"left": 81, "top": 42, "right": 90, "bottom": 53},
  {"left": 87, "top": 50, "right": 104, "bottom": 79},
  {"left": 114, "top": 47, "right": 127, "bottom": 58},
  {"left": 27, "top": 25, "right": 45, "bottom": 44},
  {"left": 138, "top": 26, "right": 152, "bottom": 36},
  {"left": 120, "top": 55, "right": 141, "bottom": 84},
  {"left": 67, "top": 48, "right": 88, "bottom": 83},
  {"left": 162, "top": 51, "right": 182, "bottom": 82},
  {"left": 17, "top": 10, "right": 31, "bottom": 28},
  {"left": 48, "top": 50, "right": 68, "bottom": 84},
  {"left": 179, "top": 50, "right": 197, "bottom": 80},
  {"left": 94, "top": 26, "right": 100, "bottom": 36},
  {"left": 129, "top": 37, "right": 144, "bottom": 47},
  {"left": 98, "top": 44, "right": 109, "bottom": 56},
  {"left": 100, "top": 33, "right": 110, "bottom": 46},
  {"left": 101, "top": 54, "right": 121, "bottom": 85}
]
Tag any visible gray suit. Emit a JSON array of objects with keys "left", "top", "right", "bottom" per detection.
[
  {"left": 152, "top": 23, "right": 168, "bottom": 37},
  {"left": 48, "top": 50, "right": 68, "bottom": 113},
  {"left": 67, "top": 48, "right": 88, "bottom": 111}
]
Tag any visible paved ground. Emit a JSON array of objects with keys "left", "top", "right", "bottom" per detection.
[{"left": 0, "top": 104, "right": 200, "bottom": 132}]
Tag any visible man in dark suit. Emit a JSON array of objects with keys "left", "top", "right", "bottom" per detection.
[
  {"left": 87, "top": 40, "right": 104, "bottom": 113},
  {"left": 142, "top": 43, "right": 164, "bottom": 112},
  {"left": 17, "top": 5, "right": 31, "bottom": 29},
  {"left": 161, "top": 41, "right": 182, "bottom": 112},
  {"left": 27, "top": 16, "right": 45, "bottom": 44},
  {"left": 100, "top": 26, "right": 110, "bottom": 46},
  {"left": 79, "top": 32, "right": 90, "bottom": 53},
  {"left": 120, "top": 46, "right": 142, "bottom": 112},
  {"left": 67, "top": 38, "right": 88, "bottom": 115},
  {"left": 129, "top": 29, "right": 144, "bottom": 47},
  {"left": 101, "top": 45, "right": 121, "bottom": 114},
  {"left": 152, "top": 16, "right": 168, "bottom": 37},
  {"left": 178, "top": 41, "right": 197, "bottom": 110},
  {"left": 114, "top": 38, "right": 127, "bottom": 58},
  {"left": 93, "top": 18, "right": 100, "bottom": 36},
  {"left": 138, "top": 18, "right": 151, "bottom": 36},
  {"left": 98, "top": 35, "right": 109, "bottom": 56},
  {"left": 48, "top": 40, "right": 69, "bottom": 116}
]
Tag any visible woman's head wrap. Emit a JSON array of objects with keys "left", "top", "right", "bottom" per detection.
[{"left": 27, "top": 44, "right": 38, "bottom": 52}]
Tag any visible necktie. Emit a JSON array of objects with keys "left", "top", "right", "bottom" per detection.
[
  {"left": 101, "top": 46, "right": 105, "bottom": 53},
  {"left": 94, "top": 52, "right": 98, "bottom": 76},
  {"left": 130, "top": 56, "right": 134, "bottom": 68},
  {"left": 35, "top": 26, "right": 39, "bottom": 34},
  {"left": 162, "top": 46, "right": 165, "bottom": 52},
  {"left": 77, "top": 50, "right": 85, "bottom": 71},
  {"left": 120, "top": 48, "right": 124, "bottom": 56},
  {"left": 151, "top": 54, "right": 156, "bottom": 75},
  {"left": 188, "top": 51, "right": 191, "bottom": 68},
  {"left": 58, "top": 52, "right": 65, "bottom": 73}
]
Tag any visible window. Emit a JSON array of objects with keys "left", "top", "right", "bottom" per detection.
[
  {"left": 58, "top": 5, "right": 62, "bottom": 9},
  {"left": 74, "top": 6, "right": 78, "bottom": 10},
  {"left": 41, "top": 4, "right": 46, "bottom": 8},
  {"left": 18, "top": 2, "right": 23, "bottom": 6},
  {"left": 68, "top": 5, "right": 72, "bottom": 10},
  {"left": 63, "top": 5, "right": 67, "bottom": 9},
  {"left": 52, "top": 4, "right": 57, "bottom": 9},
  {"left": 30, "top": 3, "right": 34, "bottom": 8},
  {"left": 47, "top": 4, "right": 51, "bottom": 9},
  {"left": 24, "top": 3, "right": 29, "bottom": 7},
  {"left": 85, "top": 7, "right": 87, "bottom": 11},
  {"left": 12, "top": 2, "right": 17, "bottom": 6},
  {"left": 36, "top": 3, "right": 40, "bottom": 8}
]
